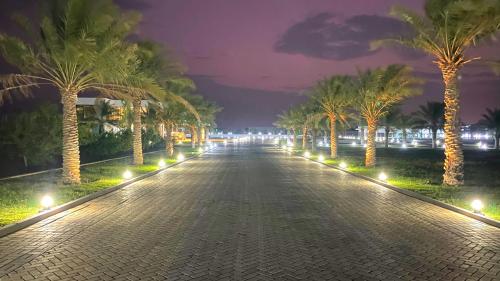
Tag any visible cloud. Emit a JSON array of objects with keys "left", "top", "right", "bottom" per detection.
[{"left": 275, "top": 13, "right": 422, "bottom": 60}]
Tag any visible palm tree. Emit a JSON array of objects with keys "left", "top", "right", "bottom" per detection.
[
  {"left": 480, "top": 108, "right": 500, "bottom": 149},
  {"left": 414, "top": 102, "right": 445, "bottom": 148},
  {"left": 91, "top": 99, "right": 115, "bottom": 135},
  {"left": 311, "top": 76, "right": 354, "bottom": 158},
  {"left": 356, "top": 65, "right": 421, "bottom": 167},
  {"left": 275, "top": 108, "right": 301, "bottom": 146},
  {"left": 305, "top": 110, "right": 324, "bottom": 153},
  {"left": 0, "top": 0, "right": 141, "bottom": 184},
  {"left": 381, "top": 107, "right": 401, "bottom": 148},
  {"left": 395, "top": 113, "right": 416, "bottom": 145},
  {"left": 198, "top": 100, "right": 222, "bottom": 145},
  {"left": 382, "top": 0, "right": 500, "bottom": 185}
]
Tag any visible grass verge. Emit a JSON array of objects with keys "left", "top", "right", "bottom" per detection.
[{"left": 0, "top": 146, "right": 198, "bottom": 227}]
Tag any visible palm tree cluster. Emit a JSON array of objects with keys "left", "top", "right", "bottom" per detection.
[
  {"left": 276, "top": 64, "right": 422, "bottom": 167},
  {"left": 277, "top": 0, "right": 500, "bottom": 186},
  {"left": 0, "top": 0, "right": 220, "bottom": 184}
]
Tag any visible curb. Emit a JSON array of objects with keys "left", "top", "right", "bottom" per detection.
[
  {"left": 0, "top": 151, "right": 208, "bottom": 238},
  {"left": 284, "top": 148, "right": 500, "bottom": 228}
]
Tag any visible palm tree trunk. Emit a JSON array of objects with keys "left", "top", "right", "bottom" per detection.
[
  {"left": 329, "top": 114, "right": 337, "bottom": 158},
  {"left": 384, "top": 126, "right": 390, "bottom": 148},
  {"left": 61, "top": 91, "right": 81, "bottom": 184},
  {"left": 302, "top": 126, "right": 307, "bottom": 149},
  {"left": 197, "top": 127, "right": 202, "bottom": 147},
  {"left": 165, "top": 122, "right": 174, "bottom": 157},
  {"left": 360, "top": 126, "right": 365, "bottom": 145},
  {"left": 365, "top": 118, "right": 377, "bottom": 167},
  {"left": 200, "top": 127, "right": 206, "bottom": 144},
  {"left": 191, "top": 126, "right": 197, "bottom": 148},
  {"left": 132, "top": 98, "right": 143, "bottom": 165},
  {"left": 441, "top": 65, "right": 464, "bottom": 186},
  {"left": 311, "top": 129, "right": 317, "bottom": 152},
  {"left": 431, "top": 128, "right": 437, "bottom": 149}
]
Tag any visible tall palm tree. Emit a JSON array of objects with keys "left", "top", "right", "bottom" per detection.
[
  {"left": 305, "top": 110, "right": 324, "bottom": 153},
  {"left": 382, "top": 0, "right": 500, "bottom": 185},
  {"left": 480, "top": 108, "right": 500, "bottom": 150},
  {"left": 275, "top": 108, "right": 302, "bottom": 146},
  {"left": 0, "top": 0, "right": 141, "bottom": 184},
  {"left": 356, "top": 65, "right": 421, "bottom": 167},
  {"left": 311, "top": 76, "right": 354, "bottom": 158},
  {"left": 414, "top": 102, "right": 445, "bottom": 148}
]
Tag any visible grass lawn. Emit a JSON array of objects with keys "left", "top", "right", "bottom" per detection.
[
  {"left": 0, "top": 146, "right": 198, "bottom": 227},
  {"left": 295, "top": 145, "right": 500, "bottom": 221}
]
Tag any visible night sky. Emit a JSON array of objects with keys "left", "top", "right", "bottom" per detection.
[{"left": 1, "top": 0, "right": 499, "bottom": 129}]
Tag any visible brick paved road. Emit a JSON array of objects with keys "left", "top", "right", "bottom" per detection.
[{"left": 0, "top": 145, "right": 499, "bottom": 281}]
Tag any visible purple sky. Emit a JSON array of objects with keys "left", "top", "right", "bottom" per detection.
[{"left": 1, "top": 0, "right": 500, "bottom": 129}]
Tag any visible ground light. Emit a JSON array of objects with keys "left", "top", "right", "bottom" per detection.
[
  {"left": 436, "top": 140, "right": 441, "bottom": 146},
  {"left": 471, "top": 199, "right": 484, "bottom": 214},
  {"left": 123, "top": 170, "right": 133, "bottom": 180},
  {"left": 177, "top": 153, "right": 185, "bottom": 161},
  {"left": 158, "top": 159, "right": 166, "bottom": 168},
  {"left": 281, "top": 145, "right": 287, "bottom": 150},
  {"left": 402, "top": 143, "right": 407, "bottom": 149},
  {"left": 318, "top": 154, "right": 325, "bottom": 162},
  {"left": 351, "top": 142, "right": 356, "bottom": 146},
  {"left": 339, "top": 162, "right": 347, "bottom": 169},
  {"left": 198, "top": 147, "right": 204, "bottom": 153},
  {"left": 378, "top": 172, "right": 388, "bottom": 182},
  {"left": 41, "top": 195, "right": 54, "bottom": 210},
  {"left": 304, "top": 151, "right": 311, "bottom": 158}
]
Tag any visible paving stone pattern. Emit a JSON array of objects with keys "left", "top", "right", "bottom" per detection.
[{"left": 0, "top": 145, "right": 499, "bottom": 280}]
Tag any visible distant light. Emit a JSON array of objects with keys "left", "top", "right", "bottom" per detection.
[
  {"left": 177, "top": 153, "right": 185, "bottom": 161},
  {"left": 148, "top": 140, "right": 153, "bottom": 145},
  {"left": 401, "top": 144, "right": 407, "bottom": 149},
  {"left": 442, "top": 144, "right": 446, "bottom": 149},
  {"left": 198, "top": 147, "right": 204, "bottom": 153},
  {"left": 318, "top": 154, "right": 325, "bottom": 162},
  {"left": 123, "top": 170, "right": 133, "bottom": 180},
  {"left": 223, "top": 140, "right": 228, "bottom": 145},
  {"left": 304, "top": 151, "right": 311, "bottom": 158},
  {"left": 477, "top": 142, "right": 482, "bottom": 147},
  {"left": 158, "top": 159, "right": 166, "bottom": 168},
  {"left": 378, "top": 172, "right": 388, "bottom": 182},
  {"left": 436, "top": 140, "right": 441, "bottom": 146},
  {"left": 281, "top": 145, "right": 287, "bottom": 150},
  {"left": 480, "top": 144, "right": 488, "bottom": 150},
  {"left": 363, "top": 144, "right": 367, "bottom": 148},
  {"left": 411, "top": 140, "right": 417, "bottom": 146},
  {"left": 41, "top": 195, "right": 54, "bottom": 210},
  {"left": 471, "top": 199, "right": 484, "bottom": 213},
  {"left": 339, "top": 161, "right": 347, "bottom": 169},
  {"left": 258, "top": 132, "right": 262, "bottom": 135},
  {"left": 177, "top": 141, "right": 183, "bottom": 145},
  {"left": 268, "top": 132, "right": 272, "bottom": 135},
  {"left": 351, "top": 142, "right": 357, "bottom": 147}
]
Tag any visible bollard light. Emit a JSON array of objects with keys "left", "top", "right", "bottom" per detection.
[
  {"left": 41, "top": 195, "right": 54, "bottom": 210},
  {"left": 318, "top": 154, "right": 325, "bottom": 162},
  {"left": 158, "top": 159, "right": 166, "bottom": 168},
  {"left": 304, "top": 151, "right": 311, "bottom": 158},
  {"left": 471, "top": 199, "right": 484, "bottom": 214},
  {"left": 378, "top": 172, "right": 388, "bottom": 182},
  {"left": 123, "top": 170, "right": 133, "bottom": 180},
  {"left": 177, "top": 153, "right": 185, "bottom": 161},
  {"left": 339, "top": 161, "right": 347, "bottom": 169}
]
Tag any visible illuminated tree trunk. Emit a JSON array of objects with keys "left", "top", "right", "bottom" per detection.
[
  {"left": 132, "top": 98, "right": 143, "bottom": 165},
  {"left": 190, "top": 126, "right": 198, "bottom": 148},
  {"left": 431, "top": 128, "right": 437, "bottom": 149},
  {"left": 61, "top": 90, "right": 81, "bottom": 184},
  {"left": 365, "top": 118, "right": 377, "bottom": 167},
  {"left": 329, "top": 114, "right": 337, "bottom": 158},
  {"left": 302, "top": 126, "right": 308, "bottom": 149},
  {"left": 165, "top": 122, "right": 174, "bottom": 157},
  {"left": 441, "top": 65, "right": 464, "bottom": 186},
  {"left": 311, "top": 129, "right": 317, "bottom": 152},
  {"left": 200, "top": 127, "right": 206, "bottom": 144},
  {"left": 384, "top": 126, "right": 390, "bottom": 148},
  {"left": 197, "top": 127, "right": 202, "bottom": 147}
]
